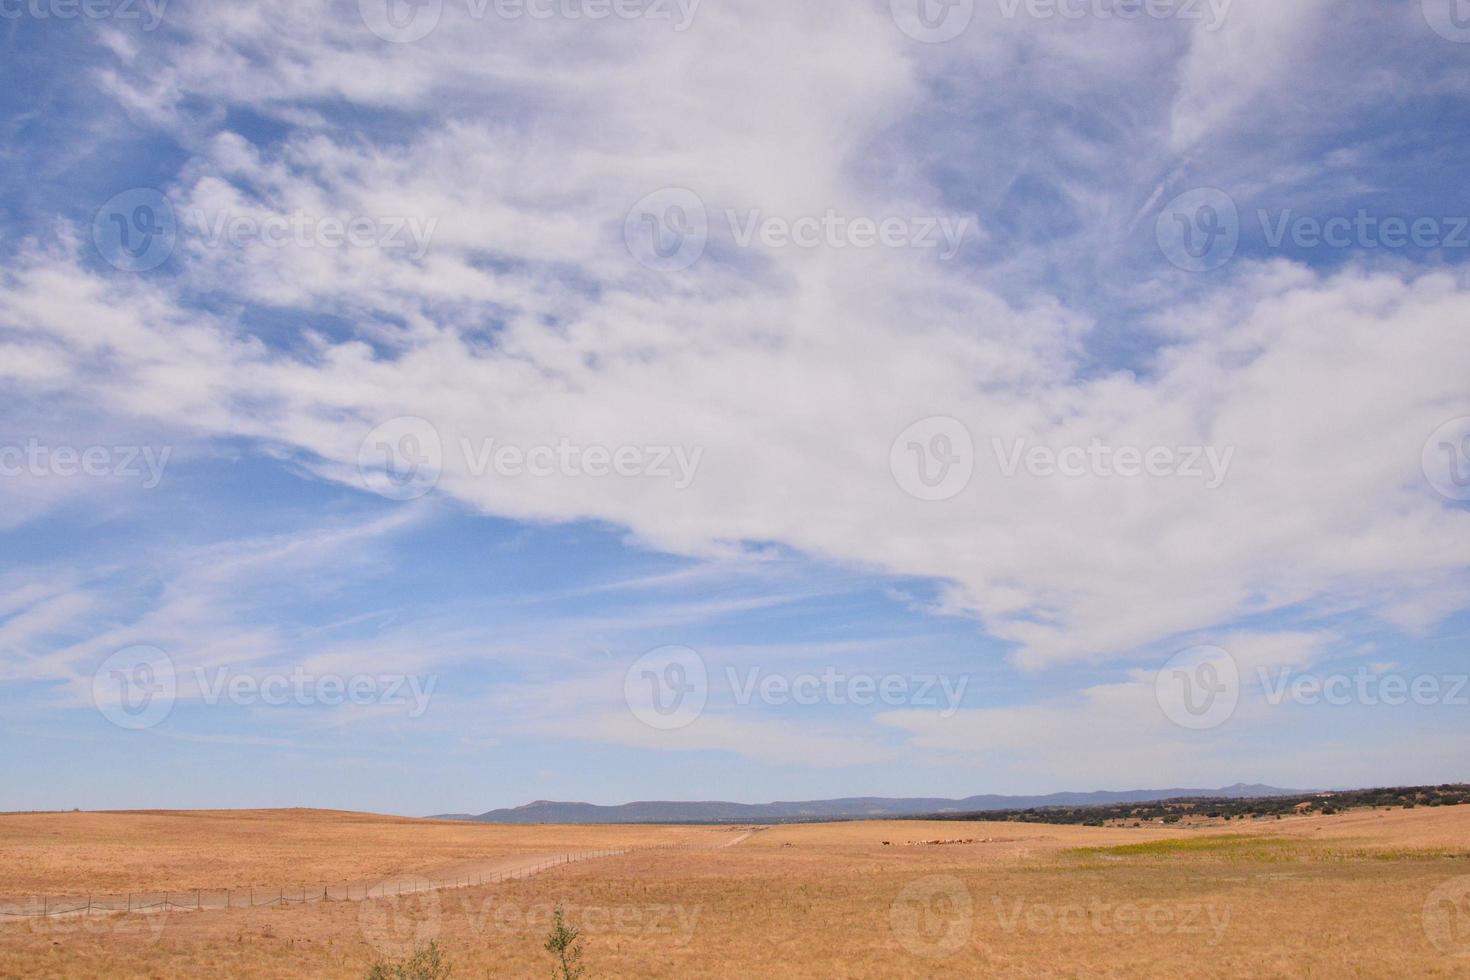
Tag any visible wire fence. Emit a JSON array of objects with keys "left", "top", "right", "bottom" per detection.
[{"left": 0, "top": 840, "right": 710, "bottom": 920}]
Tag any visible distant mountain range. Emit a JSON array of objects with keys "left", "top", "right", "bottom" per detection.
[{"left": 430, "top": 783, "right": 1302, "bottom": 824}]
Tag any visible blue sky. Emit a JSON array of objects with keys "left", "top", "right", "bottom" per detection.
[{"left": 1, "top": 0, "right": 1469, "bottom": 816}]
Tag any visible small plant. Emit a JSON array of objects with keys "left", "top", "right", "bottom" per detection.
[
  {"left": 544, "top": 904, "right": 586, "bottom": 980},
  {"left": 365, "top": 941, "right": 452, "bottom": 980}
]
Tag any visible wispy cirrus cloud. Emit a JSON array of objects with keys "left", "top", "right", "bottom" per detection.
[{"left": 1, "top": 0, "right": 1469, "bottom": 810}]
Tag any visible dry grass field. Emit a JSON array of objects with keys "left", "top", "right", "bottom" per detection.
[
  {"left": 0, "top": 810, "right": 715, "bottom": 896},
  {"left": 2, "top": 806, "right": 1469, "bottom": 977}
]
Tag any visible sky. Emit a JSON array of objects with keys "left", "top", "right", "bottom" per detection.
[{"left": 1, "top": 0, "right": 1469, "bottom": 817}]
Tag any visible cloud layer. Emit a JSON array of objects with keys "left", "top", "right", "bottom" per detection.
[{"left": 1, "top": 0, "right": 1468, "bottom": 807}]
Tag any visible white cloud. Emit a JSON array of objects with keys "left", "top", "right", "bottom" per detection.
[{"left": 2, "top": 0, "right": 1469, "bottom": 790}]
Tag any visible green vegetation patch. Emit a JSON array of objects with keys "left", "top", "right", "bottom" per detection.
[
  {"left": 1068, "top": 835, "right": 1307, "bottom": 861},
  {"left": 1069, "top": 835, "right": 1470, "bottom": 864}
]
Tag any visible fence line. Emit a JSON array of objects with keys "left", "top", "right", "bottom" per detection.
[{"left": 0, "top": 840, "right": 711, "bottom": 920}]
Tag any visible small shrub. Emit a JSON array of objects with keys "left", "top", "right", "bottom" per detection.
[
  {"left": 545, "top": 904, "right": 586, "bottom": 980},
  {"left": 365, "top": 941, "right": 452, "bottom": 980}
]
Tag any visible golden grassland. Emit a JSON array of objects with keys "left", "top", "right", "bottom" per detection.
[
  {"left": 2, "top": 806, "right": 1470, "bottom": 977},
  {"left": 0, "top": 809, "right": 716, "bottom": 896}
]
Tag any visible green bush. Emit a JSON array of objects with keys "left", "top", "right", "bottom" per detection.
[{"left": 545, "top": 904, "right": 586, "bottom": 980}]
